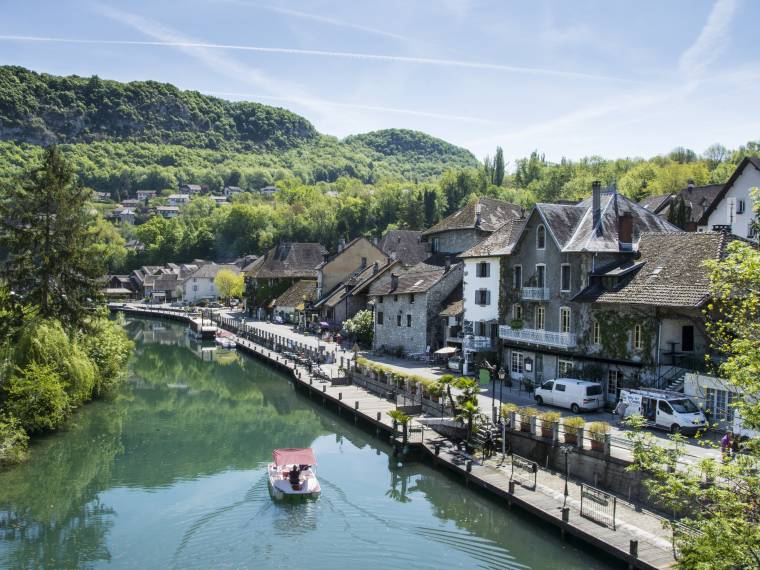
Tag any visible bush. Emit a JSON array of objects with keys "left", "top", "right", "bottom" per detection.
[
  {"left": 6, "top": 363, "right": 70, "bottom": 433},
  {"left": 519, "top": 406, "right": 539, "bottom": 419},
  {"left": 501, "top": 402, "right": 518, "bottom": 418},
  {"left": 79, "top": 315, "right": 134, "bottom": 394},
  {"left": 0, "top": 414, "right": 29, "bottom": 466},
  {"left": 343, "top": 309, "right": 373, "bottom": 346},
  {"left": 539, "top": 411, "right": 561, "bottom": 424}
]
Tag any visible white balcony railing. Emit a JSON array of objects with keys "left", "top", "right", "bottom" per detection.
[
  {"left": 463, "top": 336, "right": 494, "bottom": 351},
  {"left": 521, "top": 287, "right": 550, "bottom": 301},
  {"left": 499, "top": 325, "right": 576, "bottom": 348}
]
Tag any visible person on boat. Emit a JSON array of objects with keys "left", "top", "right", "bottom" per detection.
[{"left": 289, "top": 465, "right": 300, "bottom": 485}]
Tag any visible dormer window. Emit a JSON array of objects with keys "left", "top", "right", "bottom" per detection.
[
  {"left": 737, "top": 200, "right": 746, "bottom": 214},
  {"left": 537, "top": 225, "right": 546, "bottom": 250}
]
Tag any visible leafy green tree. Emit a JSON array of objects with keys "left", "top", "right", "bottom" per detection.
[
  {"left": 214, "top": 269, "right": 244, "bottom": 302},
  {"left": 493, "top": 146, "right": 505, "bottom": 186},
  {"left": 0, "top": 146, "right": 102, "bottom": 328},
  {"left": 343, "top": 309, "right": 374, "bottom": 346},
  {"left": 0, "top": 414, "right": 28, "bottom": 466},
  {"left": 5, "top": 363, "right": 69, "bottom": 433}
]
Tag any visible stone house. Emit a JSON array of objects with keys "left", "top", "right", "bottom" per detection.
[
  {"left": 311, "top": 237, "right": 389, "bottom": 325},
  {"left": 179, "top": 184, "right": 202, "bottom": 194},
  {"left": 272, "top": 280, "right": 317, "bottom": 324},
  {"left": 421, "top": 197, "right": 522, "bottom": 255},
  {"left": 182, "top": 263, "right": 241, "bottom": 303},
  {"left": 377, "top": 229, "right": 429, "bottom": 267},
  {"left": 157, "top": 206, "right": 180, "bottom": 219},
  {"left": 496, "top": 182, "right": 678, "bottom": 396},
  {"left": 368, "top": 261, "right": 463, "bottom": 356},
  {"left": 168, "top": 194, "right": 190, "bottom": 207},
  {"left": 244, "top": 242, "right": 327, "bottom": 319},
  {"left": 136, "top": 190, "right": 157, "bottom": 201}
]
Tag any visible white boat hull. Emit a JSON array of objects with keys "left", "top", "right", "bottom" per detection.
[{"left": 267, "top": 464, "right": 321, "bottom": 499}]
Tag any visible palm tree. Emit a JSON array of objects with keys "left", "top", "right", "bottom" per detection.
[{"left": 456, "top": 400, "right": 479, "bottom": 443}]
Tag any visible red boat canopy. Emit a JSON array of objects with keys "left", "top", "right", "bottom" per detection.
[{"left": 272, "top": 448, "right": 317, "bottom": 467}]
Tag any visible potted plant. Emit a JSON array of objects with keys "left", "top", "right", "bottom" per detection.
[
  {"left": 563, "top": 416, "right": 585, "bottom": 444},
  {"left": 501, "top": 402, "right": 518, "bottom": 422},
  {"left": 539, "top": 411, "right": 561, "bottom": 438},
  {"left": 509, "top": 318, "right": 524, "bottom": 330},
  {"left": 587, "top": 421, "right": 610, "bottom": 452},
  {"left": 518, "top": 407, "right": 538, "bottom": 433}
]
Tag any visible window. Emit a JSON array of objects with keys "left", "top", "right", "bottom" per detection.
[
  {"left": 512, "top": 304, "right": 523, "bottom": 320},
  {"left": 705, "top": 388, "right": 734, "bottom": 422},
  {"left": 737, "top": 199, "right": 745, "bottom": 214},
  {"left": 558, "top": 359, "right": 573, "bottom": 377},
  {"left": 513, "top": 265, "right": 522, "bottom": 289},
  {"left": 476, "top": 261, "right": 490, "bottom": 277},
  {"left": 537, "top": 224, "right": 546, "bottom": 249},
  {"left": 511, "top": 351, "right": 524, "bottom": 374},
  {"left": 406, "top": 314, "right": 412, "bottom": 327},
  {"left": 560, "top": 264, "right": 571, "bottom": 292},
  {"left": 410, "top": 293, "right": 415, "bottom": 304},
  {"left": 682, "top": 325, "right": 694, "bottom": 352},
  {"left": 607, "top": 370, "right": 621, "bottom": 397},
  {"left": 536, "top": 264, "right": 546, "bottom": 288},
  {"left": 378, "top": 296, "right": 383, "bottom": 304},
  {"left": 476, "top": 321, "right": 486, "bottom": 336},
  {"left": 633, "top": 324, "right": 643, "bottom": 350},
  {"left": 193, "top": 285, "right": 198, "bottom": 292},
  {"left": 592, "top": 321, "right": 601, "bottom": 345},
  {"left": 393, "top": 294, "right": 398, "bottom": 302},
  {"left": 396, "top": 314, "right": 402, "bottom": 327},
  {"left": 431, "top": 237, "right": 440, "bottom": 253},
  {"left": 535, "top": 306, "right": 545, "bottom": 330},
  {"left": 377, "top": 311, "right": 384, "bottom": 325},
  {"left": 555, "top": 383, "right": 566, "bottom": 392},
  {"left": 475, "top": 289, "right": 491, "bottom": 306},
  {"left": 361, "top": 257, "right": 367, "bottom": 267},
  {"left": 541, "top": 381, "right": 554, "bottom": 390},
  {"left": 559, "top": 307, "right": 571, "bottom": 334},
  {"left": 658, "top": 400, "right": 673, "bottom": 415}
]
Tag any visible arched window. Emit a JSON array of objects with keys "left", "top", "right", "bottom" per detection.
[{"left": 537, "top": 225, "right": 546, "bottom": 249}]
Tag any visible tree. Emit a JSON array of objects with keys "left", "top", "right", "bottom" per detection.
[
  {"left": 343, "top": 309, "right": 373, "bottom": 346},
  {"left": 0, "top": 146, "right": 102, "bottom": 328},
  {"left": 214, "top": 269, "right": 244, "bottom": 302},
  {"left": 667, "top": 194, "right": 692, "bottom": 230},
  {"left": 493, "top": 146, "right": 506, "bottom": 186},
  {"left": 626, "top": 235, "right": 760, "bottom": 569}
]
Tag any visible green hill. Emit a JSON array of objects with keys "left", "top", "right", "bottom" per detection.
[{"left": 0, "top": 66, "right": 479, "bottom": 187}]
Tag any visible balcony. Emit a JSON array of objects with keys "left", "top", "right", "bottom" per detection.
[
  {"left": 463, "top": 336, "right": 494, "bottom": 351},
  {"left": 499, "top": 325, "right": 576, "bottom": 349},
  {"left": 521, "top": 287, "right": 550, "bottom": 301}
]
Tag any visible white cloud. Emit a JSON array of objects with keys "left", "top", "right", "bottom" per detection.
[{"left": 679, "top": 0, "right": 737, "bottom": 78}]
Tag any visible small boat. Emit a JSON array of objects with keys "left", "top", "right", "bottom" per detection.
[
  {"left": 215, "top": 336, "right": 236, "bottom": 349},
  {"left": 268, "top": 448, "right": 321, "bottom": 500}
]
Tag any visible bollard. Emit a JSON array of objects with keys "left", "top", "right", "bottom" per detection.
[
  {"left": 354, "top": 401, "right": 359, "bottom": 410},
  {"left": 466, "top": 460, "right": 472, "bottom": 473},
  {"left": 376, "top": 411, "right": 382, "bottom": 421},
  {"left": 322, "top": 385, "right": 326, "bottom": 393},
  {"left": 338, "top": 392, "right": 343, "bottom": 401},
  {"left": 508, "top": 480, "right": 515, "bottom": 494},
  {"left": 561, "top": 507, "right": 570, "bottom": 522},
  {"left": 629, "top": 540, "right": 638, "bottom": 558},
  {"left": 434, "top": 443, "right": 440, "bottom": 456}
]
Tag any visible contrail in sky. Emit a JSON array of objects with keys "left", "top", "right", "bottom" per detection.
[{"left": 0, "top": 34, "right": 638, "bottom": 83}]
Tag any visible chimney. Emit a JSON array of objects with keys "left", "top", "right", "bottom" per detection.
[
  {"left": 445, "top": 256, "right": 451, "bottom": 271},
  {"left": 592, "top": 181, "right": 602, "bottom": 236},
  {"left": 372, "top": 261, "right": 379, "bottom": 275},
  {"left": 390, "top": 273, "right": 399, "bottom": 291},
  {"left": 475, "top": 201, "right": 482, "bottom": 227},
  {"left": 687, "top": 179, "right": 695, "bottom": 192},
  {"left": 338, "top": 237, "right": 346, "bottom": 253},
  {"left": 618, "top": 212, "right": 633, "bottom": 250},
  {"left": 372, "top": 235, "right": 379, "bottom": 246}
]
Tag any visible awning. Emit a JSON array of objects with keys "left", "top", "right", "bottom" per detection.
[
  {"left": 434, "top": 346, "right": 458, "bottom": 355},
  {"left": 272, "top": 448, "right": 317, "bottom": 467}
]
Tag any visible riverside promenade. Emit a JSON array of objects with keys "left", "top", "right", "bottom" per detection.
[{"left": 110, "top": 304, "right": 676, "bottom": 569}]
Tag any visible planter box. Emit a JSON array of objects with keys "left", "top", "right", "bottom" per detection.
[
  {"left": 520, "top": 422, "right": 532, "bottom": 433},
  {"left": 541, "top": 427, "right": 553, "bottom": 439},
  {"left": 590, "top": 439, "right": 605, "bottom": 452},
  {"left": 564, "top": 433, "right": 577, "bottom": 444}
]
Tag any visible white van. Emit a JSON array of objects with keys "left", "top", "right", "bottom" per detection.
[
  {"left": 534, "top": 378, "right": 604, "bottom": 413},
  {"left": 619, "top": 388, "right": 707, "bottom": 434}
]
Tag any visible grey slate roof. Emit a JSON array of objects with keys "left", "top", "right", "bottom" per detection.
[
  {"left": 439, "top": 285, "right": 463, "bottom": 317},
  {"left": 580, "top": 232, "right": 731, "bottom": 308},
  {"left": 368, "top": 262, "right": 455, "bottom": 296},
  {"left": 244, "top": 243, "right": 327, "bottom": 279},
  {"left": 378, "top": 229, "right": 428, "bottom": 266},
  {"left": 637, "top": 193, "right": 672, "bottom": 214},
  {"left": 190, "top": 263, "right": 240, "bottom": 280},
  {"left": 274, "top": 280, "right": 317, "bottom": 309},
  {"left": 422, "top": 197, "right": 522, "bottom": 236},
  {"left": 460, "top": 218, "right": 526, "bottom": 257},
  {"left": 535, "top": 203, "right": 587, "bottom": 248},
  {"left": 662, "top": 184, "right": 724, "bottom": 226}
]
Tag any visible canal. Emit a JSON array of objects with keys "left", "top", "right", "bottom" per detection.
[{"left": 0, "top": 318, "right": 620, "bottom": 569}]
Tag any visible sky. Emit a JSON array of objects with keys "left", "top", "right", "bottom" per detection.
[{"left": 1, "top": 0, "right": 759, "bottom": 164}]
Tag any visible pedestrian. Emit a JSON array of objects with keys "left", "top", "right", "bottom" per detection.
[
  {"left": 614, "top": 399, "right": 628, "bottom": 427},
  {"left": 484, "top": 430, "right": 494, "bottom": 459},
  {"left": 721, "top": 431, "right": 733, "bottom": 462}
]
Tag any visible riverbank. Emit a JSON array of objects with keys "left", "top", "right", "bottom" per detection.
[{"left": 110, "top": 304, "right": 676, "bottom": 569}]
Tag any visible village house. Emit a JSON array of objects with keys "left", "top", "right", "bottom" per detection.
[
  {"left": 136, "top": 190, "right": 157, "bottom": 201},
  {"left": 182, "top": 263, "right": 241, "bottom": 303},
  {"left": 179, "top": 183, "right": 203, "bottom": 194},
  {"left": 121, "top": 198, "right": 142, "bottom": 208},
  {"left": 260, "top": 185, "right": 278, "bottom": 198},
  {"left": 223, "top": 186, "right": 244, "bottom": 198},
  {"left": 421, "top": 197, "right": 522, "bottom": 255},
  {"left": 495, "top": 181, "right": 678, "bottom": 397},
  {"left": 311, "top": 237, "right": 389, "bottom": 325},
  {"left": 109, "top": 206, "right": 136, "bottom": 225},
  {"left": 368, "top": 260, "right": 463, "bottom": 357},
  {"left": 168, "top": 194, "right": 190, "bottom": 207},
  {"left": 210, "top": 195, "right": 229, "bottom": 206},
  {"left": 272, "top": 279, "right": 317, "bottom": 324},
  {"left": 377, "top": 229, "right": 429, "bottom": 267},
  {"left": 130, "top": 263, "right": 200, "bottom": 302},
  {"left": 157, "top": 206, "right": 180, "bottom": 219},
  {"left": 101, "top": 275, "right": 135, "bottom": 300},
  {"left": 244, "top": 242, "right": 327, "bottom": 319}
]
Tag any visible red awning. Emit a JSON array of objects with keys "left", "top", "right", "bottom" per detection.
[{"left": 272, "top": 448, "right": 317, "bottom": 467}]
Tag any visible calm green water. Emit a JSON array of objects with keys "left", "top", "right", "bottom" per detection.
[{"left": 0, "top": 318, "right": 619, "bottom": 569}]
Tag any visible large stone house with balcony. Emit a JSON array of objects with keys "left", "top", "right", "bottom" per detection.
[
  {"left": 244, "top": 242, "right": 327, "bottom": 319},
  {"left": 496, "top": 182, "right": 677, "bottom": 396},
  {"left": 368, "top": 261, "right": 463, "bottom": 356}
]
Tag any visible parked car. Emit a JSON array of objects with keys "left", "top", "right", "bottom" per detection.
[
  {"left": 619, "top": 388, "right": 707, "bottom": 434},
  {"left": 534, "top": 378, "right": 604, "bottom": 413}
]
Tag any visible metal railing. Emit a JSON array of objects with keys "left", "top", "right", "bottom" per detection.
[
  {"left": 521, "top": 287, "right": 550, "bottom": 301},
  {"left": 499, "top": 325, "right": 576, "bottom": 348},
  {"left": 510, "top": 453, "right": 538, "bottom": 490},
  {"left": 580, "top": 483, "right": 617, "bottom": 530}
]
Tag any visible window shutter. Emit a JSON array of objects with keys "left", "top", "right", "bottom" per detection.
[{"left": 486, "top": 290, "right": 491, "bottom": 305}]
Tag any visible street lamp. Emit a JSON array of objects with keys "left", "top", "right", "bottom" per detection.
[
  {"left": 498, "top": 367, "right": 506, "bottom": 412},
  {"left": 559, "top": 444, "right": 575, "bottom": 508}
]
